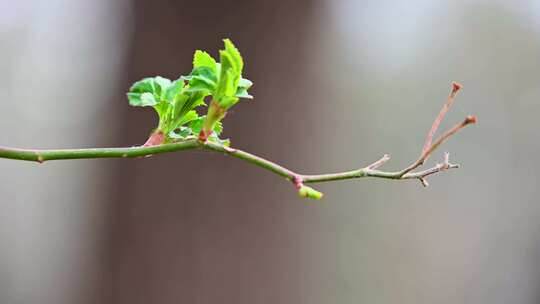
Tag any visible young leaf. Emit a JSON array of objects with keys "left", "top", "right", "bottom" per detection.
[
  {"left": 238, "top": 77, "right": 253, "bottom": 89},
  {"left": 129, "top": 78, "right": 155, "bottom": 94},
  {"left": 153, "top": 76, "right": 172, "bottom": 100},
  {"left": 193, "top": 50, "right": 217, "bottom": 73},
  {"left": 127, "top": 76, "right": 174, "bottom": 106},
  {"left": 215, "top": 67, "right": 237, "bottom": 107},
  {"left": 234, "top": 77, "right": 253, "bottom": 99},
  {"left": 210, "top": 137, "right": 231, "bottom": 147},
  {"left": 235, "top": 87, "right": 253, "bottom": 99},
  {"left": 176, "top": 91, "right": 206, "bottom": 119},
  {"left": 126, "top": 40, "right": 253, "bottom": 145},
  {"left": 222, "top": 38, "right": 243, "bottom": 83},
  {"left": 219, "top": 96, "right": 240, "bottom": 109},
  {"left": 164, "top": 80, "right": 185, "bottom": 103},
  {"left": 176, "top": 110, "right": 199, "bottom": 126},
  {"left": 127, "top": 92, "right": 156, "bottom": 107},
  {"left": 183, "top": 66, "right": 218, "bottom": 94},
  {"left": 127, "top": 78, "right": 156, "bottom": 107},
  {"left": 168, "top": 127, "right": 192, "bottom": 139},
  {"left": 213, "top": 119, "right": 223, "bottom": 136},
  {"left": 212, "top": 39, "right": 252, "bottom": 109},
  {"left": 190, "top": 116, "right": 223, "bottom": 136},
  {"left": 139, "top": 92, "right": 158, "bottom": 106},
  {"left": 189, "top": 117, "right": 204, "bottom": 135}
]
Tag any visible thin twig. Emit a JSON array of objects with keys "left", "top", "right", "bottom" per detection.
[
  {"left": 367, "top": 154, "right": 391, "bottom": 170},
  {"left": 0, "top": 82, "right": 476, "bottom": 198},
  {"left": 398, "top": 82, "right": 474, "bottom": 177},
  {"left": 422, "top": 82, "right": 462, "bottom": 155},
  {"left": 398, "top": 115, "right": 476, "bottom": 177}
]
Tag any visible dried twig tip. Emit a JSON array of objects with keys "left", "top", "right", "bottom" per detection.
[
  {"left": 452, "top": 82, "right": 462, "bottom": 93},
  {"left": 465, "top": 115, "right": 477, "bottom": 124}
]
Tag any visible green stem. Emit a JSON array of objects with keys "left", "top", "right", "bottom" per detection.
[
  {"left": 0, "top": 140, "right": 200, "bottom": 162},
  {"left": 199, "top": 100, "right": 226, "bottom": 141},
  {"left": 0, "top": 139, "right": 459, "bottom": 199}
]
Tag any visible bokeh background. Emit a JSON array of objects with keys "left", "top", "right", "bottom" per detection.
[{"left": 1, "top": 0, "right": 540, "bottom": 303}]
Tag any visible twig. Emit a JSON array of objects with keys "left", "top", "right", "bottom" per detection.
[
  {"left": 0, "top": 82, "right": 476, "bottom": 199},
  {"left": 422, "top": 82, "right": 462, "bottom": 155},
  {"left": 398, "top": 115, "right": 476, "bottom": 177},
  {"left": 398, "top": 82, "right": 474, "bottom": 177},
  {"left": 367, "top": 154, "right": 391, "bottom": 170}
]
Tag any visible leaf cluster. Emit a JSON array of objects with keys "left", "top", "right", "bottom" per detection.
[{"left": 126, "top": 39, "right": 252, "bottom": 144}]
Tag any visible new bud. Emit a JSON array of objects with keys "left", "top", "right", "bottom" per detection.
[{"left": 298, "top": 185, "right": 324, "bottom": 200}]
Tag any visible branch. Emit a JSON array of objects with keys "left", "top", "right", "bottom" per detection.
[
  {"left": 0, "top": 82, "right": 476, "bottom": 199},
  {"left": 397, "top": 82, "right": 474, "bottom": 177}
]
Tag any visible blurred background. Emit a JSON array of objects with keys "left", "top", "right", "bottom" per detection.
[{"left": 1, "top": 0, "right": 539, "bottom": 303}]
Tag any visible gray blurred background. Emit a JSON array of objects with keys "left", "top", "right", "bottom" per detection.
[{"left": 1, "top": 0, "right": 539, "bottom": 303}]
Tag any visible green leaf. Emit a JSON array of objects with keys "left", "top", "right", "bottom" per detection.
[
  {"left": 126, "top": 40, "right": 252, "bottom": 144},
  {"left": 167, "top": 116, "right": 224, "bottom": 141},
  {"left": 183, "top": 66, "right": 218, "bottom": 94},
  {"left": 235, "top": 77, "right": 253, "bottom": 99},
  {"left": 168, "top": 92, "right": 205, "bottom": 132},
  {"left": 164, "top": 80, "right": 185, "bottom": 103},
  {"left": 213, "top": 120, "right": 223, "bottom": 136},
  {"left": 207, "top": 136, "right": 230, "bottom": 147},
  {"left": 127, "top": 93, "right": 142, "bottom": 106},
  {"left": 127, "top": 91, "right": 158, "bottom": 107},
  {"left": 168, "top": 126, "right": 193, "bottom": 139},
  {"left": 189, "top": 117, "right": 204, "bottom": 135},
  {"left": 222, "top": 38, "right": 243, "bottom": 80},
  {"left": 153, "top": 76, "right": 172, "bottom": 99},
  {"left": 140, "top": 92, "right": 158, "bottom": 106},
  {"left": 129, "top": 78, "right": 155, "bottom": 94},
  {"left": 219, "top": 96, "right": 240, "bottom": 108},
  {"left": 193, "top": 50, "right": 217, "bottom": 73},
  {"left": 190, "top": 116, "right": 223, "bottom": 136},
  {"left": 238, "top": 77, "right": 253, "bottom": 89},
  {"left": 172, "top": 92, "right": 189, "bottom": 114},
  {"left": 177, "top": 110, "right": 199, "bottom": 126},
  {"left": 235, "top": 87, "right": 253, "bottom": 99},
  {"left": 127, "top": 78, "right": 155, "bottom": 107},
  {"left": 212, "top": 39, "right": 252, "bottom": 108},
  {"left": 215, "top": 68, "right": 236, "bottom": 102},
  {"left": 127, "top": 76, "right": 175, "bottom": 106},
  {"left": 178, "top": 92, "right": 206, "bottom": 118},
  {"left": 219, "top": 52, "right": 239, "bottom": 94}
]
